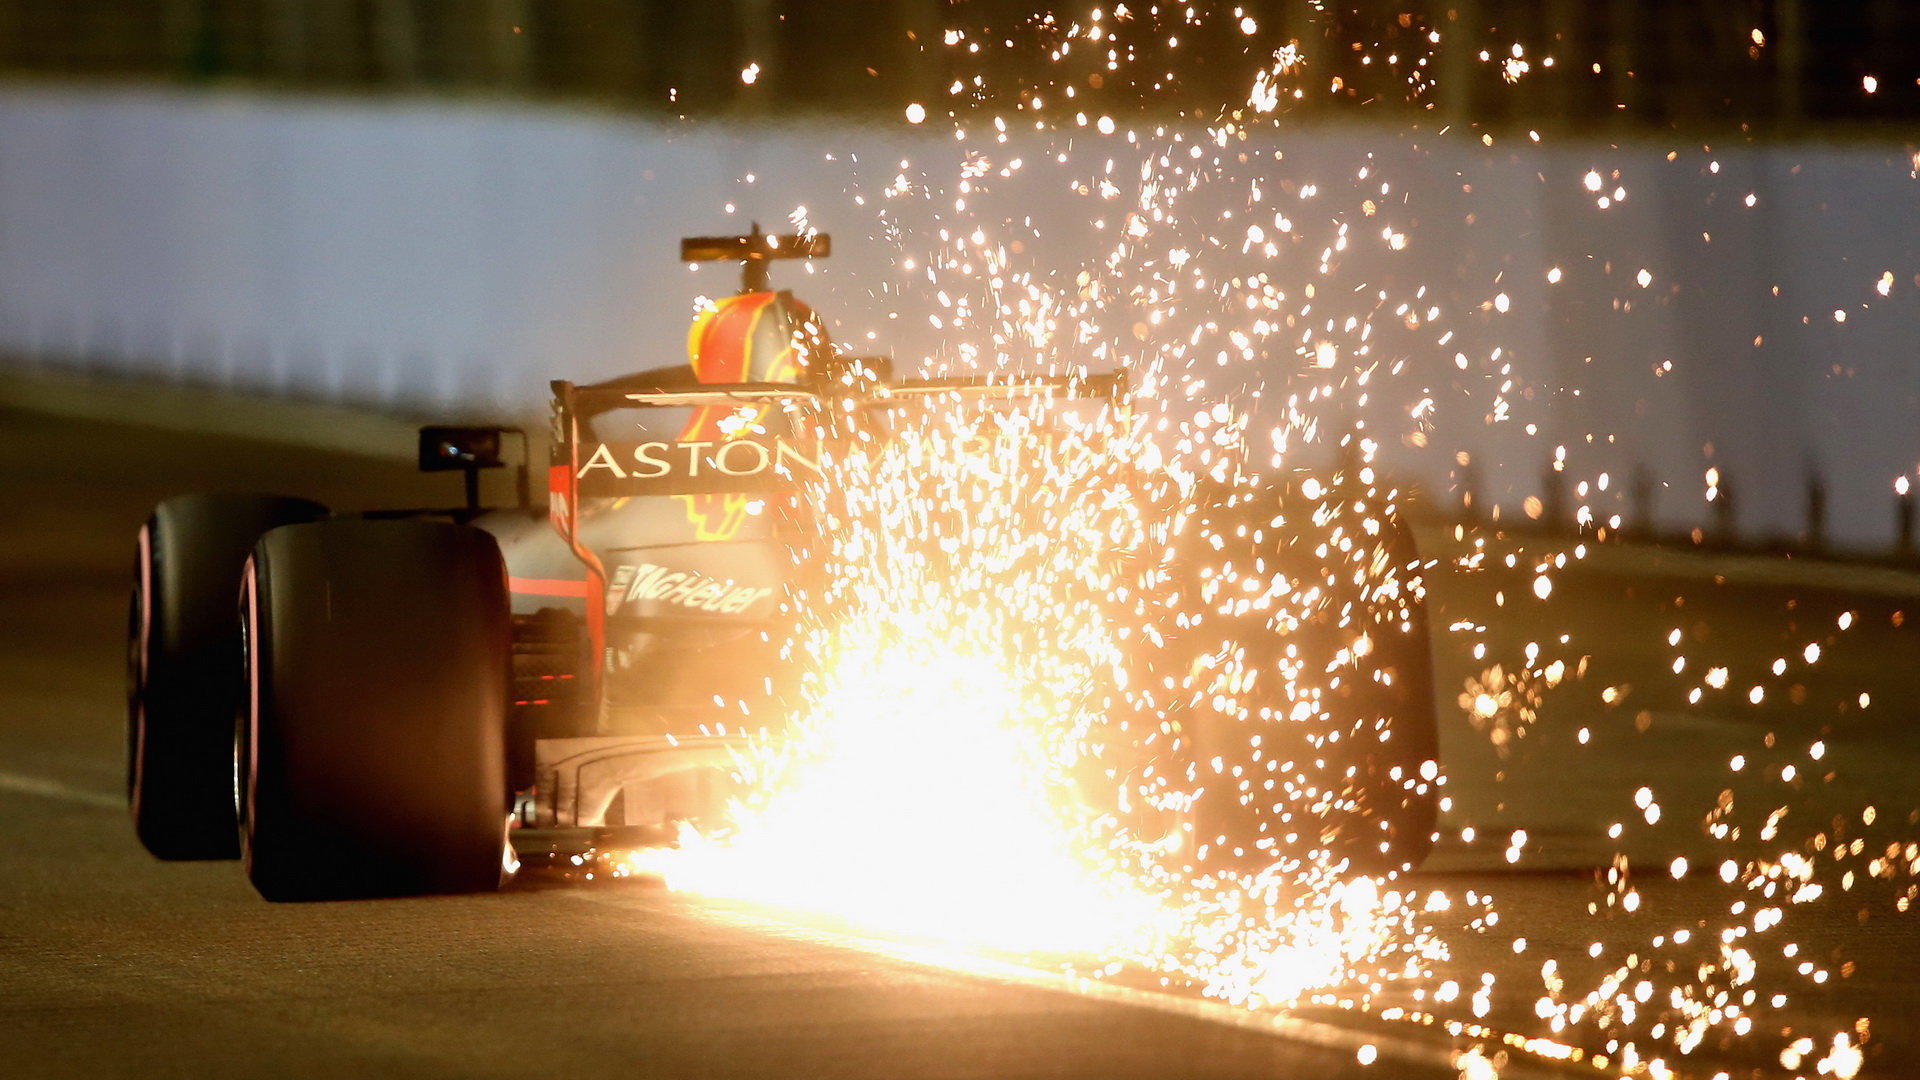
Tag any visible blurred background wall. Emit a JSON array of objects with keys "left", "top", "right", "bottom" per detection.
[{"left": 3, "top": 1, "right": 1920, "bottom": 550}]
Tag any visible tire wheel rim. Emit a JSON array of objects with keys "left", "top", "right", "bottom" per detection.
[
  {"left": 126, "top": 524, "right": 153, "bottom": 808},
  {"left": 236, "top": 558, "right": 257, "bottom": 870}
]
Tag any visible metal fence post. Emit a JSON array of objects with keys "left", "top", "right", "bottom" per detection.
[
  {"left": 1541, "top": 462, "right": 1567, "bottom": 535},
  {"left": 1711, "top": 472, "right": 1736, "bottom": 547},
  {"left": 1897, "top": 479, "right": 1915, "bottom": 559},
  {"left": 1629, "top": 465, "right": 1655, "bottom": 541},
  {"left": 1804, "top": 470, "right": 1827, "bottom": 555}
]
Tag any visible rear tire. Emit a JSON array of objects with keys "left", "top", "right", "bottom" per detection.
[
  {"left": 129, "top": 493, "right": 327, "bottom": 860},
  {"left": 240, "top": 518, "right": 511, "bottom": 901},
  {"left": 1138, "top": 479, "right": 1440, "bottom": 877}
]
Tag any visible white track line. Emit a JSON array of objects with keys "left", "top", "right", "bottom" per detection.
[
  {"left": 0, "top": 770, "right": 123, "bottom": 809},
  {"left": 569, "top": 889, "right": 1584, "bottom": 1079}
]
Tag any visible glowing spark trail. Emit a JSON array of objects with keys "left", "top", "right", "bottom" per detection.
[{"left": 609, "top": 6, "right": 1900, "bottom": 1074}]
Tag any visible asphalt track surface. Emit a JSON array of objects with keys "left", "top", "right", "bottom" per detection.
[{"left": 6, "top": 384, "right": 1920, "bottom": 1078}]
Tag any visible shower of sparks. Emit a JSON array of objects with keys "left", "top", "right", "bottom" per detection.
[
  {"left": 607, "top": 4, "right": 1903, "bottom": 1075},
  {"left": 624, "top": 392, "right": 1449, "bottom": 1009}
]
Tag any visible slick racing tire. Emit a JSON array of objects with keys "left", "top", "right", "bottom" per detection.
[
  {"left": 1329, "top": 545, "right": 1440, "bottom": 875},
  {"left": 1181, "top": 628, "right": 1440, "bottom": 876},
  {"left": 1263, "top": 515, "right": 1438, "bottom": 875},
  {"left": 1147, "top": 479, "right": 1441, "bottom": 878},
  {"left": 129, "top": 493, "right": 327, "bottom": 860},
  {"left": 240, "top": 518, "right": 511, "bottom": 902}
]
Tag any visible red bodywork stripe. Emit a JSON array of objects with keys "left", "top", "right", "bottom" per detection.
[
  {"left": 677, "top": 292, "right": 811, "bottom": 540},
  {"left": 689, "top": 292, "right": 775, "bottom": 384},
  {"left": 508, "top": 576, "right": 591, "bottom": 598}
]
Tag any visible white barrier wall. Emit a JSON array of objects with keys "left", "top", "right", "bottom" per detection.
[{"left": 5, "top": 86, "right": 1920, "bottom": 548}]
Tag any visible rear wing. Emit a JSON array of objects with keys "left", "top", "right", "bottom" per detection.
[
  {"left": 683, "top": 225, "right": 830, "bottom": 293},
  {"left": 548, "top": 371, "right": 1129, "bottom": 500},
  {"left": 562, "top": 371, "right": 1126, "bottom": 411}
]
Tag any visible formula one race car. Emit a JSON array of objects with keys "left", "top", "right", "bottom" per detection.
[{"left": 127, "top": 228, "right": 1440, "bottom": 901}]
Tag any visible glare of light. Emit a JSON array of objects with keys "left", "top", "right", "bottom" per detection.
[{"left": 616, "top": 14, "right": 1895, "bottom": 1071}]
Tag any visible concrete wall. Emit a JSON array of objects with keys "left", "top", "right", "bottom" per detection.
[{"left": 5, "top": 86, "right": 1920, "bottom": 548}]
